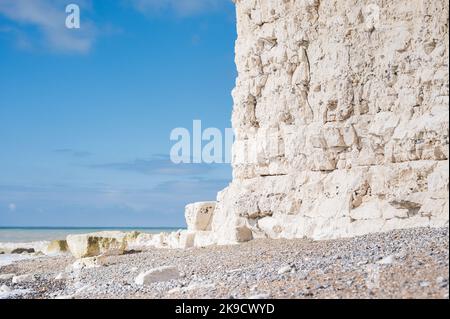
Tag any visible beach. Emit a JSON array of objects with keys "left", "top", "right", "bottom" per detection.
[{"left": 0, "top": 227, "right": 448, "bottom": 299}]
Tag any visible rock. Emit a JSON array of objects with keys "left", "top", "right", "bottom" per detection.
[
  {"left": 0, "top": 274, "right": 15, "bottom": 281},
  {"left": 12, "top": 274, "right": 36, "bottom": 284},
  {"left": 128, "top": 233, "right": 160, "bottom": 250},
  {"left": 436, "top": 276, "right": 447, "bottom": 287},
  {"left": 178, "top": 231, "right": 196, "bottom": 249},
  {"left": 0, "top": 285, "right": 11, "bottom": 293},
  {"left": 135, "top": 266, "right": 180, "bottom": 285},
  {"left": 67, "top": 256, "right": 104, "bottom": 271},
  {"left": 193, "top": 231, "right": 216, "bottom": 248},
  {"left": 185, "top": 202, "right": 216, "bottom": 231},
  {"left": 377, "top": 255, "right": 395, "bottom": 265},
  {"left": 66, "top": 231, "right": 133, "bottom": 258},
  {"left": 277, "top": 266, "right": 292, "bottom": 275},
  {"left": 11, "top": 248, "right": 35, "bottom": 254},
  {"left": 0, "top": 242, "right": 48, "bottom": 254},
  {"left": 54, "top": 273, "right": 68, "bottom": 280},
  {"left": 45, "top": 240, "right": 69, "bottom": 255}
]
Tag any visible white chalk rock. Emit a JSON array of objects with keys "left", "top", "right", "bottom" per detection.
[
  {"left": 185, "top": 202, "right": 216, "bottom": 231},
  {"left": 0, "top": 274, "right": 15, "bottom": 281},
  {"left": 277, "top": 266, "right": 292, "bottom": 275},
  {"left": 0, "top": 284, "right": 12, "bottom": 293},
  {"left": 54, "top": 273, "right": 68, "bottom": 280},
  {"left": 66, "top": 231, "right": 139, "bottom": 259},
  {"left": 193, "top": 231, "right": 216, "bottom": 248},
  {"left": 377, "top": 255, "right": 395, "bottom": 265},
  {"left": 67, "top": 256, "right": 105, "bottom": 271},
  {"left": 135, "top": 266, "right": 180, "bottom": 285},
  {"left": 44, "top": 240, "right": 69, "bottom": 256},
  {"left": 12, "top": 274, "right": 36, "bottom": 284}
]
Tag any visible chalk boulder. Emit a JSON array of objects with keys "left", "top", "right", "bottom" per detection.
[
  {"left": 185, "top": 202, "right": 216, "bottom": 231},
  {"left": 135, "top": 266, "right": 180, "bottom": 285},
  {"left": 66, "top": 231, "right": 139, "bottom": 259}
]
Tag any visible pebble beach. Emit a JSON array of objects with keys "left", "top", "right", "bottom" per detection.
[{"left": 0, "top": 227, "right": 448, "bottom": 299}]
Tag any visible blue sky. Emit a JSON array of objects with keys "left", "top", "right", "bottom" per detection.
[{"left": 0, "top": 0, "right": 236, "bottom": 227}]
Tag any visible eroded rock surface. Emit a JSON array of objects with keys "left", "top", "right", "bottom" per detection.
[
  {"left": 66, "top": 231, "right": 139, "bottom": 259},
  {"left": 196, "top": 0, "right": 449, "bottom": 244}
]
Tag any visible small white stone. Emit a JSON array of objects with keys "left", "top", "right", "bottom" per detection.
[
  {"left": 436, "top": 276, "right": 445, "bottom": 284},
  {"left": 0, "top": 284, "right": 12, "bottom": 293},
  {"left": 277, "top": 266, "right": 292, "bottom": 275},
  {"left": 377, "top": 255, "right": 395, "bottom": 265},
  {"left": 68, "top": 257, "right": 101, "bottom": 271},
  {"left": 0, "top": 273, "right": 15, "bottom": 281},
  {"left": 135, "top": 266, "right": 180, "bottom": 285},
  {"left": 12, "top": 274, "right": 36, "bottom": 284},
  {"left": 55, "top": 273, "right": 67, "bottom": 280}
]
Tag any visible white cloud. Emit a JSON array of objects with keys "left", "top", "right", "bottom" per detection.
[
  {"left": 8, "top": 203, "right": 16, "bottom": 212},
  {"left": 0, "top": 0, "right": 97, "bottom": 53},
  {"left": 128, "top": 0, "right": 225, "bottom": 17}
]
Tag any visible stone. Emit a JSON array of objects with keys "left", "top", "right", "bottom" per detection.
[
  {"left": 54, "top": 273, "right": 67, "bottom": 280},
  {"left": 377, "top": 255, "right": 395, "bottom": 265},
  {"left": 0, "top": 242, "right": 48, "bottom": 254},
  {"left": 128, "top": 233, "right": 161, "bottom": 250},
  {"left": 277, "top": 266, "right": 292, "bottom": 275},
  {"left": 11, "top": 248, "right": 35, "bottom": 254},
  {"left": 193, "top": 231, "right": 216, "bottom": 247},
  {"left": 0, "top": 274, "right": 15, "bottom": 281},
  {"left": 178, "top": 231, "right": 196, "bottom": 249},
  {"left": 185, "top": 202, "right": 216, "bottom": 231},
  {"left": 12, "top": 274, "right": 36, "bottom": 284},
  {"left": 45, "top": 240, "right": 69, "bottom": 255},
  {"left": 67, "top": 256, "right": 105, "bottom": 271},
  {"left": 134, "top": 266, "right": 180, "bottom": 285},
  {"left": 66, "top": 231, "right": 137, "bottom": 259},
  {"left": 0, "top": 285, "right": 11, "bottom": 293}
]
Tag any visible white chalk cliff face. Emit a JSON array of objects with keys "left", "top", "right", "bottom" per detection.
[{"left": 190, "top": 0, "right": 449, "bottom": 245}]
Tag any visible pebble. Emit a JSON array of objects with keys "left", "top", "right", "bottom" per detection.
[
  {"left": 0, "top": 274, "right": 15, "bottom": 281},
  {"left": 436, "top": 276, "right": 446, "bottom": 284},
  {"left": 277, "top": 266, "right": 292, "bottom": 275},
  {"left": 55, "top": 273, "right": 67, "bottom": 280},
  {"left": 377, "top": 255, "right": 395, "bottom": 265},
  {"left": 135, "top": 266, "right": 180, "bottom": 285},
  {"left": 1, "top": 284, "right": 12, "bottom": 293},
  {"left": 12, "top": 274, "right": 36, "bottom": 284}
]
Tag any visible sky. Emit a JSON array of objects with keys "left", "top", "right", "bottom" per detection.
[{"left": 0, "top": 0, "right": 236, "bottom": 227}]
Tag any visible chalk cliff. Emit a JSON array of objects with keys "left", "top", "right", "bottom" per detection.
[{"left": 188, "top": 0, "right": 449, "bottom": 246}]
